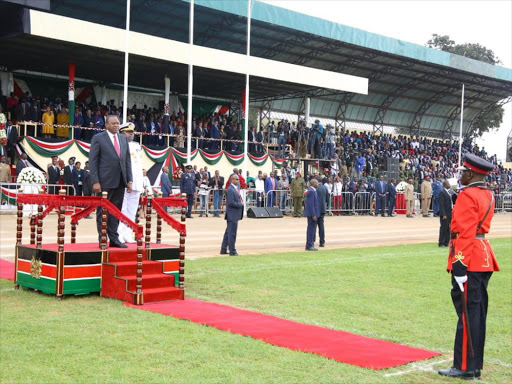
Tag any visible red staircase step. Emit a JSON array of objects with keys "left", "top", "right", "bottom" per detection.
[
  {"left": 108, "top": 249, "right": 143, "bottom": 263},
  {"left": 124, "top": 273, "right": 175, "bottom": 291},
  {"left": 143, "top": 287, "right": 184, "bottom": 303},
  {"left": 114, "top": 260, "right": 163, "bottom": 276}
]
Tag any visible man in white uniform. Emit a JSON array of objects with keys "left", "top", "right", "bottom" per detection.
[{"left": 118, "top": 122, "right": 144, "bottom": 243}]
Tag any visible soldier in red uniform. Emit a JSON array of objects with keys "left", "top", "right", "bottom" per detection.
[{"left": 439, "top": 153, "right": 499, "bottom": 380}]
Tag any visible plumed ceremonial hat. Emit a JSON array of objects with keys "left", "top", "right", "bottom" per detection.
[
  {"left": 457, "top": 153, "right": 494, "bottom": 175},
  {"left": 120, "top": 122, "right": 135, "bottom": 132}
]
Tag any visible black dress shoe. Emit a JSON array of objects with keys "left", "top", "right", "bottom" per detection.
[
  {"left": 305, "top": 248, "right": 318, "bottom": 251},
  {"left": 438, "top": 367, "right": 477, "bottom": 380},
  {"left": 220, "top": 251, "right": 228, "bottom": 255},
  {"left": 229, "top": 252, "right": 239, "bottom": 256},
  {"left": 110, "top": 241, "right": 128, "bottom": 248},
  {"left": 319, "top": 243, "right": 325, "bottom": 247}
]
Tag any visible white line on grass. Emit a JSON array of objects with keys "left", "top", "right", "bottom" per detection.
[{"left": 384, "top": 358, "right": 452, "bottom": 377}]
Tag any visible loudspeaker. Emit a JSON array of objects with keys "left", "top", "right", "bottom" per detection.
[
  {"left": 386, "top": 157, "right": 399, "bottom": 182},
  {"left": 264, "top": 207, "right": 284, "bottom": 218},
  {"left": 247, "top": 207, "right": 270, "bottom": 218}
]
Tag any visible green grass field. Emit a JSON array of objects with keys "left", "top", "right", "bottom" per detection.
[{"left": 1, "top": 238, "right": 511, "bottom": 384}]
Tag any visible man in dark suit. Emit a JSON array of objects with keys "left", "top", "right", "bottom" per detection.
[
  {"left": 387, "top": 178, "right": 397, "bottom": 217},
  {"left": 315, "top": 176, "right": 328, "bottom": 247},
  {"left": 180, "top": 164, "right": 196, "bottom": 218},
  {"left": 161, "top": 166, "right": 172, "bottom": 197},
  {"left": 16, "top": 153, "right": 30, "bottom": 175},
  {"left": 264, "top": 171, "right": 278, "bottom": 207},
  {"left": 47, "top": 156, "right": 61, "bottom": 194},
  {"left": 89, "top": 115, "right": 133, "bottom": 248},
  {"left": 220, "top": 174, "right": 243, "bottom": 256},
  {"left": 6, "top": 120, "right": 18, "bottom": 165},
  {"left": 63, "top": 157, "right": 75, "bottom": 196},
  {"left": 375, "top": 174, "right": 387, "bottom": 217},
  {"left": 438, "top": 180, "right": 453, "bottom": 247},
  {"left": 304, "top": 178, "right": 320, "bottom": 251}
]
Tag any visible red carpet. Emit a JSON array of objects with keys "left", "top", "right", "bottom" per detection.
[
  {"left": 125, "top": 298, "right": 441, "bottom": 369},
  {"left": 0, "top": 259, "right": 15, "bottom": 281}
]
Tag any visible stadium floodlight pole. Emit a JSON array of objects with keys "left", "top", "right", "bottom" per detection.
[
  {"left": 122, "top": 0, "right": 131, "bottom": 124},
  {"left": 458, "top": 83, "right": 465, "bottom": 167},
  {"left": 186, "top": 0, "right": 194, "bottom": 165},
  {"left": 242, "top": 0, "right": 252, "bottom": 181}
]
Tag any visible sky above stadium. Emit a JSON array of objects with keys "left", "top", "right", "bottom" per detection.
[{"left": 260, "top": 0, "right": 512, "bottom": 161}]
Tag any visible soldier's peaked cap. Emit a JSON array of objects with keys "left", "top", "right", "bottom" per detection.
[{"left": 457, "top": 153, "right": 494, "bottom": 175}]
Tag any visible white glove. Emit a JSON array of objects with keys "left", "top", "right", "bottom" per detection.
[{"left": 454, "top": 275, "right": 467, "bottom": 292}]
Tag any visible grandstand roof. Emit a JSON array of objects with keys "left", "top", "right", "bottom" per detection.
[{"left": 1, "top": 0, "right": 511, "bottom": 138}]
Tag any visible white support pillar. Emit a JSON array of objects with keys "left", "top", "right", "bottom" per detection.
[
  {"left": 122, "top": 0, "right": 131, "bottom": 124},
  {"left": 242, "top": 0, "right": 252, "bottom": 181},
  {"left": 305, "top": 97, "right": 311, "bottom": 126},
  {"left": 186, "top": 0, "right": 194, "bottom": 164}
]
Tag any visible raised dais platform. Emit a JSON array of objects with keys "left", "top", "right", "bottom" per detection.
[{"left": 15, "top": 242, "right": 184, "bottom": 304}]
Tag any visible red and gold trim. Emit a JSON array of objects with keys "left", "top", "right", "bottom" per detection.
[{"left": 462, "top": 161, "right": 489, "bottom": 175}]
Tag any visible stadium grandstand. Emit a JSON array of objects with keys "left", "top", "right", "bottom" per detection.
[{"left": 0, "top": 0, "right": 511, "bottom": 196}]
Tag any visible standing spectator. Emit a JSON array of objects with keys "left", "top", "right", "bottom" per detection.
[
  {"left": 210, "top": 119, "right": 220, "bottom": 151},
  {"left": 405, "top": 177, "right": 415, "bottom": 218},
  {"left": 421, "top": 175, "right": 432, "bottom": 217},
  {"left": 315, "top": 175, "right": 328, "bottom": 247},
  {"left": 41, "top": 106, "right": 54, "bottom": 138},
  {"left": 82, "top": 108, "right": 94, "bottom": 142},
  {"left": 0, "top": 156, "right": 11, "bottom": 183},
  {"left": 47, "top": 156, "right": 60, "bottom": 194},
  {"left": 277, "top": 122, "right": 288, "bottom": 159},
  {"left": 180, "top": 164, "right": 196, "bottom": 218},
  {"left": 374, "top": 174, "right": 387, "bottom": 217},
  {"left": 63, "top": 157, "right": 75, "bottom": 196},
  {"left": 209, "top": 170, "right": 224, "bottom": 217},
  {"left": 387, "top": 178, "right": 397, "bottom": 217},
  {"left": 72, "top": 161, "right": 84, "bottom": 196},
  {"left": 16, "top": 153, "right": 30, "bottom": 175},
  {"left": 6, "top": 120, "right": 18, "bottom": 165},
  {"left": 56, "top": 107, "right": 69, "bottom": 138},
  {"left": 255, "top": 172, "right": 265, "bottom": 207},
  {"left": 332, "top": 175, "right": 342, "bottom": 215},
  {"left": 220, "top": 174, "right": 243, "bottom": 256},
  {"left": 74, "top": 107, "right": 83, "bottom": 140},
  {"left": 264, "top": 171, "right": 277, "bottom": 207},
  {"left": 304, "top": 178, "right": 320, "bottom": 251},
  {"left": 438, "top": 180, "right": 453, "bottom": 247},
  {"left": 278, "top": 168, "right": 290, "bottom": 215},
  {"left": 291, "top": 171, "right": 305, "bottom": 217},
  {"left": 432, "top": 176, "right": 443, "bottom": 217},
  {"left": 198, "top": 173, "right": 210, "bottom": 217}
]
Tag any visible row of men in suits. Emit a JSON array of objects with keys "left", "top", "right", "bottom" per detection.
[
  {"left": 373, "top": 175, "right": 397, "bottom": 217},
  {"left": 46, "top": 156, "right": 92, "bottom": 197}
]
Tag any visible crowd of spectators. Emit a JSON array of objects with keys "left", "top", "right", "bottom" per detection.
[{"left": 1, "top": 92, "right": 510, "bottom": 198}]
